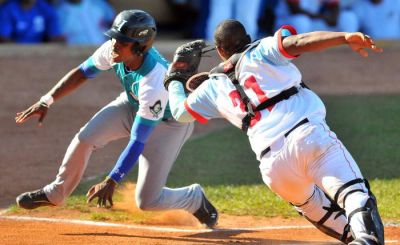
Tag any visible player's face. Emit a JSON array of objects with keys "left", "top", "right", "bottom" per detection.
[{"left": 110, "top": 38, "right": 134, "bottom": 63}]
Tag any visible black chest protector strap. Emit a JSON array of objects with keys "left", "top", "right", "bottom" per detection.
[
  {"left": 227, "top": 72, "right": 255, "bottom": 132},
  {"left": 210, "top": 40, "right": 308, "bottom": 132},
  {"left": 210, "top": 41, "right": 260, "bottom": 132}
]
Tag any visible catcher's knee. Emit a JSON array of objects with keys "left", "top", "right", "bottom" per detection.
[{"left": 294, "top": 186, "right": 353, "bottom": 243}]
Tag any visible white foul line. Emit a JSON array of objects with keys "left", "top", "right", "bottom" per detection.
[
  {"left": 0, "top": 214, "right": 314, "bottom": 233},
  {"left": 0, "top": 214, "right": 399, "bottom": 243}
]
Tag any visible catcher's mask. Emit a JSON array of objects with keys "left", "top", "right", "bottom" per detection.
[{"left": 105, "top": 10, "right": 157, "bottom": 56}]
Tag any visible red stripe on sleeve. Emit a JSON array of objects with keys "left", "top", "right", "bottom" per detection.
[
  {"left": 184, "top": 100, "right": 208, "bottom": 124},
  {"left": 277, "top": 25, "right": 299, "bottom": 59},
  {"left": 280, "top": 25, "right": 297, "bottom": 35}
]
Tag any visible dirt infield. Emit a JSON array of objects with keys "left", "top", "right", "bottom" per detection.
[
  {"left": 1, "top": 42, "right": 399, "bottom": 244},
  {"left": 1, "top": 214, "right": 399, "bottom": 244}
]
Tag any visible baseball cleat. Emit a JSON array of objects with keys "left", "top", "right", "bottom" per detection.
[
  {"left": 348, "top": 234, "right": 380, "bottom": 245},
  {"left": 193, "top": 192, "right": 218, "bottom": 228},
  {"left": 16, "top": 189, "right": 55, "bottom": 210}
]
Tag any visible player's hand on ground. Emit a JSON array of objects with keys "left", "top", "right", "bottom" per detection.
[
  {"left": 86, "top": 177, "right": 117, "bottom": 208},
  {"left": 15, "top": 102, "right": 49, "bottom": 126},
  {"left": 345, "top": 32, "right": 383, "bottom": 57}
]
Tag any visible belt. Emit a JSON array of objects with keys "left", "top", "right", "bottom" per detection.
[{"left": 260, "top": 118, "right": 309, "bottom": 158}]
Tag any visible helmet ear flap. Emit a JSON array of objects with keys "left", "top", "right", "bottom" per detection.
[
  {"left": 131, "top": 42, "right": 148, "bottom": 56},
  {"left": 131, "top": 42, "right": 142, "bottom": 56}
]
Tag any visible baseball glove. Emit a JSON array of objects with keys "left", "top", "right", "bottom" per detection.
[
  {"left": 164, "top": 40, "right": 207, "bottom": 91},
  {"left": 186, "top": 72, "right": 210, "bottom": 92}
]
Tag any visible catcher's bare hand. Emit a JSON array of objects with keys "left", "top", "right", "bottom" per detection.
[
  {"left": 15, "top": 102, "right": 49, "bottom": 126},
  {"left": 86, "top": 177, "right": 117, "bottom": 208},
  {"left": 345, "top": 32, "right": 383, "bottom": 57}
]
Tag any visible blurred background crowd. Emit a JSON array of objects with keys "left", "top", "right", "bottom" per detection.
[{"left": 0, "top": 0, "right": 399, "bottom": 45}]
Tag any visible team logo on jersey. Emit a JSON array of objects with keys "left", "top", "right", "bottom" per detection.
[{"left": 149, "top": 100, "right": 162, "bottom": 118}]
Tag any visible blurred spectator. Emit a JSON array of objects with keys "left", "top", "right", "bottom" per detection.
[
  {"left": 257, "top": 0, "right": 278, "bottom": 37},
  {"left": 167, "top": 0, "right": 209, "bottom": 39},
  {"left": 0, "top": 0, "right": 64, "bottom": 43},
  {"left": 339, "top": 0, "right": 359, "bottom": 9},
  {"left": 44, "top": 0, "right": 59, "bottom": 4},
  {"left": 274, "top": 0, "right": 359, "bottom": 33},
  {"left": 56, "top": 0, "right": 115, "bottom": 45},
  {"left": 351, "top": 0, "right": 400, "bottom": 40},
  {"left": 205, "top": 0, "right": 261, "bottom": 41}
]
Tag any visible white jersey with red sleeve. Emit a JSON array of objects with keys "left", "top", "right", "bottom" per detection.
[{"left": 185, "top": 26, "right": 327, "bottom": 159}]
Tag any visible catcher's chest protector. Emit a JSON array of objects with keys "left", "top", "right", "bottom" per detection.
[
  {"left": 209, "top": 41, "right": 260, "bottom": 132},
  {"left": 210, "top": 40, "right": 307, "bottom": 132}
]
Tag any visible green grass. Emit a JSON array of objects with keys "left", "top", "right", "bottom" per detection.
[
  {"left": 8, "top": 95, "right": 400, "bottom": 222},
  {"left": 323, "top": 95, "right": 400, "bottom": 179}
]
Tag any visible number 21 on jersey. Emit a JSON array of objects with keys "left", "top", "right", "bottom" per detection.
[{"left": 228, "top": 75, "right": 273, "bottom": 128}]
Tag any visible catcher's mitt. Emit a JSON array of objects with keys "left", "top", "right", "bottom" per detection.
[
  {"left": 164, "top": 40, "right": 207, "bottom": 91},
  {"left": 186, "top": 72, "right": 210, "bottom": 92}
]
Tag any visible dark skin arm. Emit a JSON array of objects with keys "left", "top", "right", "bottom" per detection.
[
  {"left": 15, "top": 67, "right": 88, "bottom": 126},
  {"left": 282, "top": 31, "right": 383, "bottom": 58}
]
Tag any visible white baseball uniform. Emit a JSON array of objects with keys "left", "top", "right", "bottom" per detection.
[{"left": 168, "top": 27, "right": 376, "bottom": 240}]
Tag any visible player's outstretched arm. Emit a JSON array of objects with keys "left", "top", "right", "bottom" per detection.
[
  {"left": 282, "top": 31, "right": 383, "bottom": 57},
  {"left": 15, "top": 67, "right": 88, "bottom": 126}
]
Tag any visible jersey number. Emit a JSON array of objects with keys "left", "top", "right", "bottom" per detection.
[{"left": 228, "top": 75, "right": 272, "bottom": 128}]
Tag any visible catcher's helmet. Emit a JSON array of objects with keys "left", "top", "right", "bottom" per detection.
[{"left": 105, "top": 10, "right": 157, "bottom": 55}]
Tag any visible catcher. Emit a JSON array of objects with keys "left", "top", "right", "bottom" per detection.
[{"left": 164, "top": 20, "right": 384, "bottom": 244}]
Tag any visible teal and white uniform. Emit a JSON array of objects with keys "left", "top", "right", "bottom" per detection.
[{"left": 43, "top": 40, "right": 203, "bottom": 213}]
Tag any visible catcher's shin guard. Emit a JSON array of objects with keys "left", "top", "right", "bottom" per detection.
[
  {"left": 294, "top": 186, "right": 353, "bottom": 244},
  {"left": 332, "top": 178, "right": 384, "bottom": 244},
  {"left": 348, "top": 198, "right": 384, "bottom": 245}
]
